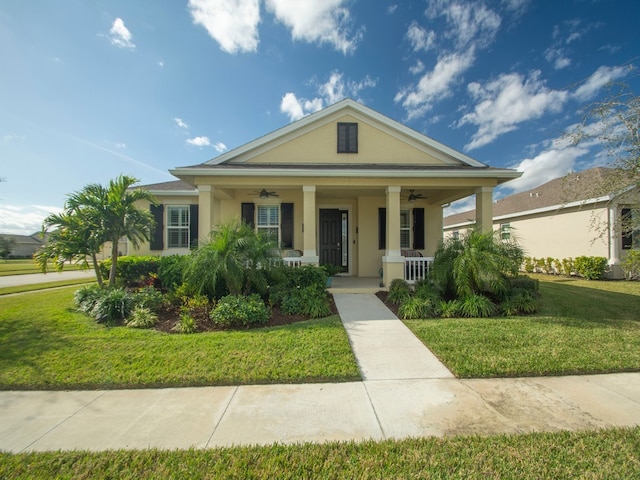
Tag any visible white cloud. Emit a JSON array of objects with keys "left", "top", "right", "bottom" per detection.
[
  {"left": 406, "top": 21, "right": 435, "bottom": 52},
  {"left": 458, "top": 70, "right": 568, "bottom": 150},
  {"left": 572, "top": 65, "right": 629, "bottom": 102},
  {"left": 174, "top": 117, "right": 189, "bottom": 130},
  {"left": 213, "top": 142, "right": 227, "bottom": 153},
  {"left": 504, "top": 144, "right": 588, "bottom": 192},
  {"left": 109, "top": 18, "right": 135, "bottom": 49},
  {"left": 186, "top": 136, "right": 211, "bottom": 147},
  {"left": 157, "top": 59, "right": 165, "bottom": 67},
  {"left": 115, "top": 142, "right": 126, "bottom": 149},
  {"left": 395, "top": 49, "right": 475, "bottom": 120},
  {"left": 2, "top": 133, "right": 26, "bottom": 143},
  {"left": 266, "top": 0, "right": 362, "bottom": 54},
  {"left": 280, "top": 71, "right": 377, "bottom": 122},
  {"left": 387, "top": 5, "right": 398, "bottom": 15},
  {"left": 409, "top": 60, "right": 425, "bottom": 75},
  {"left": 188, "top": 0, "right": 261, "bottom": 54},
  {"left": 0, "top": 204, "right": 62, "bottom": 235},
  {"left": 426, "top": 0, "right": 501, "bottom": 49},
  {"left": 544, "top": 47, "right": 571, "bottom": 70}
]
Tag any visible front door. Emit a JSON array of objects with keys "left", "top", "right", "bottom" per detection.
[{"left": 319, "top": 209, "right": 347, "bottom": 270}]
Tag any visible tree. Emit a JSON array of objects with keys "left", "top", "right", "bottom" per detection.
[
  {"left": 0, "top": 234, "right": 16, "bottom": 260},
  {"left": 568, "top": 73, "right": 640, "bottom": 235},
  {"left": 38, "top": 175, "right": 157, "bottom": 287},
  {"left": 183, "top": 219, "right": 281, "bottom": 298},
  {"left": 35, "top": 211, "right": 106, "bottom": 286},
  {"left": 431, "top": 229, "right": 524, "bottom": 300}
]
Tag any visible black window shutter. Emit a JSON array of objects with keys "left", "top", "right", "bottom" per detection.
[
  {"left": 337, "top": 123, "right": 358, "bottom": 153},
  {"left": 622, "top": 208, "right": 632, "bottom": 249},
  {"left": 189, "top": 204, "right": 199, "bottom": 249},
  {"left": 378, "top": 207, "right": 386, "bottom": 250},
  {"left": 242, "top": 203, "right": 255, "bottom": 229},
  {"left": 281, "top": 203, "right": 294, "bottom": 248},
  {"left": 413, "top": 208, "right": 425, "bottom": 250},
  {"left": 150, "top": 204, "right": 164, "bottom": 250}
]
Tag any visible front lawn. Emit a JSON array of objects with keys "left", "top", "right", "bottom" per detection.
[
  {"left": 0, "top": 259, "right": 82, "bottom": 276},
  {"left": 1, "top": 427, "right": 639, "bottom": 479},
  {"left": 405, "top": 275, "right": 640, "bottom": 377},
  {"left": 0, "top": 288, "right": 360, "bottom": 390}
]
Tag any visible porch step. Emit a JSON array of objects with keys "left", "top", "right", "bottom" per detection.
[{"left": 327, "top": 276, "right": 385, "bottom": 294}]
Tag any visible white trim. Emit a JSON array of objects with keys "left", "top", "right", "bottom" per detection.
[
  {"left": 170, "top": 166, "right": 520, "bottom": 180},
  {"left": 444, "top": 194, "right": 614, "bottom": 229},
  {"left": 147, "top": 189, "right": 196, "bottom": 197}
]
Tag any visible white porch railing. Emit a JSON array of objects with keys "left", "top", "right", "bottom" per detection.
[
  {"left": 282, "top": 257, "right": 303, "bottom": 268},
  {"left": 404, "top": 256, "right": 434, "bottom": 283}
]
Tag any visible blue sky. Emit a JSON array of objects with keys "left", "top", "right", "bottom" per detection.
[{"left": 1, "top": 0, "right": 638, "bottom": 234}]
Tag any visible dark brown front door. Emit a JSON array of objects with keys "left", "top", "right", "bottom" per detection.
[{"left": 319, "top": 209, "right": 344, "bottom": 268}]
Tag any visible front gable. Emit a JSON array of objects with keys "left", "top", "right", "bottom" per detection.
[{"left": 207, "top": 99, "right": 484, "bottom": 168}]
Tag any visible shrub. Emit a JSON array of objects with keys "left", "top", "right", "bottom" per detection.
[
  {"left": 622, "top": 250, "right": 640, "bottom": 280},
  {"left": 210, "top": 294, "right": 270, "bottom": 328},
  {"left": 74, "top": 284, "right": 104, "bottom": 314},
  {"left": 90, "top": 288, "right": 135, "bottom": 325},
  {"left": 574, "top": 256, "right": 608, "bottom": 280},
  {"left": 459, "top": 294, "right": 496, "bottom": 318},
  {"left": 133, "top": 286, "right": 164, "bottom": 311},
  {"left": 501, "top": 289, "right": 540, "bottom": 316},
  {"left": 508, "top": 275, "right": 539, "bottom": 293},
  {"left": 398, "top": 297, "right": 437, "bottom": 319},
  {"left": 126, "top": 306, "right": 159, "bottom": 328},
  {"left": 281, "top": 285, "right": 331, "bottom": 318},
  {"left": 99, "top": 256, "right": 160, "bottom": 287},
  {"left": 157, "top": 255, "right": 190, "bottom": 291},
  {"left": 560, "top": 257, "right": 575, "bottom": 276},
  {"left": 387, "top": 279, "right": 411, "bottom": 305},
  {"left": 172, "top": 311, "right": 197, "bottom": 334},
  {"left": 439, "top": 299, "right": 461, "bottom": 318},
  {"left": 523, "top": 257, "right": 535, "bottom": 273},
  {"left": 269, "top": 265, "right": 328, "bottom": 307}
]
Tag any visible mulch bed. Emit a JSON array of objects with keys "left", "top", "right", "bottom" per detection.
[{"left": 154, "top": 295, "right": 339, "bottom": 333}]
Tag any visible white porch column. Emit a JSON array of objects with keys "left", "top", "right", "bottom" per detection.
[
  {"left": 475, "top": 186, "right": 494, "bottom": 233},
  {"left": 302, "top": 185, "right": 319, "bottom": 264},
  {"left": 197, "top": 185, "right": 216, "bottom": 241},
  {"left": 383, "top": 186, "right": 404, "bottom": 286},
  {"left": 608, "top": 205, "right": 623, "bottom": 278}
]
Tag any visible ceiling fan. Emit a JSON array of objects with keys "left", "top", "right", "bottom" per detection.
[
  {"left": 252, "top": 188, "right": 279, "bottom": 199},
  {"left": 406, "top": 189, "right": 425, "bottom": 202}
]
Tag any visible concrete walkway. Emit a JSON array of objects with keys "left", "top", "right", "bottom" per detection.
[
  {"left": 0, "top": 269, "right": 95, "bottom": 288},
  {"left": 0, "top": 293, "right": 639, "bottom": 452}
]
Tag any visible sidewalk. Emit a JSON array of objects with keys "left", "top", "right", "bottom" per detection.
[
  {"left": 0, "top": 294, "right": 638, "bottom": 452},
  {"left": 0, "top": 269, "right": 95, "bottom": 288}
]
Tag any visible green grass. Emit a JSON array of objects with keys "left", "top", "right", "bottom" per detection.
[
  {"left": 0, "top": 278, "right": 96, "bottom": 296},
  {"left": 1, "top": 427, "right": 639, "bottom": 479},
  {"left": 0, "top": 259, "right": 82, "bottom": 276},
  {"left": 0, "top": 289, "right": 360, "bottom": 390},
  {"left": 405, "top": 275, "right": 640, "bottom": 377}
]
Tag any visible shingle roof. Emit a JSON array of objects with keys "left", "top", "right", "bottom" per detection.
[
  {"left": 444, "top": 167, "right": 621, "bottom": 227},
  {"left": 139, "top": 180, "right": 196, "bottom": 192}
]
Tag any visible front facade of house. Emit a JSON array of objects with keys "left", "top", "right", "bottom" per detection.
[
  {"left": 444, "top": 167, "right": 640, "bottom": 278},
  {"left": 132, "top": 99, "right": 520, "bottom": 285}
]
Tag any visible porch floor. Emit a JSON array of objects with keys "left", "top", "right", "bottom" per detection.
[{"left": 328, "top": 276, "right": 384, "bottom": 294}]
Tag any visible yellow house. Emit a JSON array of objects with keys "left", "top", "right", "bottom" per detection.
[
  {"left": 132, "top": 99, "right": 520, "bottom": 285},
  {"left": 444, "top": 167, "right": 640, "bottom": 279}
]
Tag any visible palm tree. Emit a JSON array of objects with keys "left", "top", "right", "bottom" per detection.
[
  {"left": 432, "top": 229, "right": 524, "bottom": 299},
  {"left": 39, "top": 175, "right": 156, "bottom": 287},
  {"left": 183, "top": 219, "right": 281, "bottom": 298},
  {"left": 35, "top": 210, "right": 106, "bottom": 286}
]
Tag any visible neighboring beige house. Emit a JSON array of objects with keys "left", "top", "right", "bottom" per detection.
[
  {"left": 1, "top": 233, "right": 44, "bottom": 257},
  {"left": 444, "top": 167, "right": 640, "bottom": 278},
  {"left": 132, "top": 99, "right": 520, "bottom": 285}
]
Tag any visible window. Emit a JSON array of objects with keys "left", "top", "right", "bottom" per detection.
[
  {"left": 337, "top": 122, "right": 358, "bottom": 153},
  {"left": 167, "top": 206, "right": 190, "bottom": 248},
  {"left": 622, "top": 208, "right": 640, "bottom": 249},
  {"left": 400, "top": 209, "right": 411, "bottom": 249},
  {"left": 257, "top": 205, "right": 280, "bottom": 243},
  {"left": 500, "top": 223, "right": 511, "bottom": 241},
  {"left": 452, "top": 230, "right": 459, "bottom": 240}
]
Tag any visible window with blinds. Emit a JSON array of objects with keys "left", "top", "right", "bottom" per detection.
[
  {"left": 257, "top": 205, "right": 280, "bottom": 243},
  {"left": 167, "top": 206, "right": 189, "bottom": 248}
]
